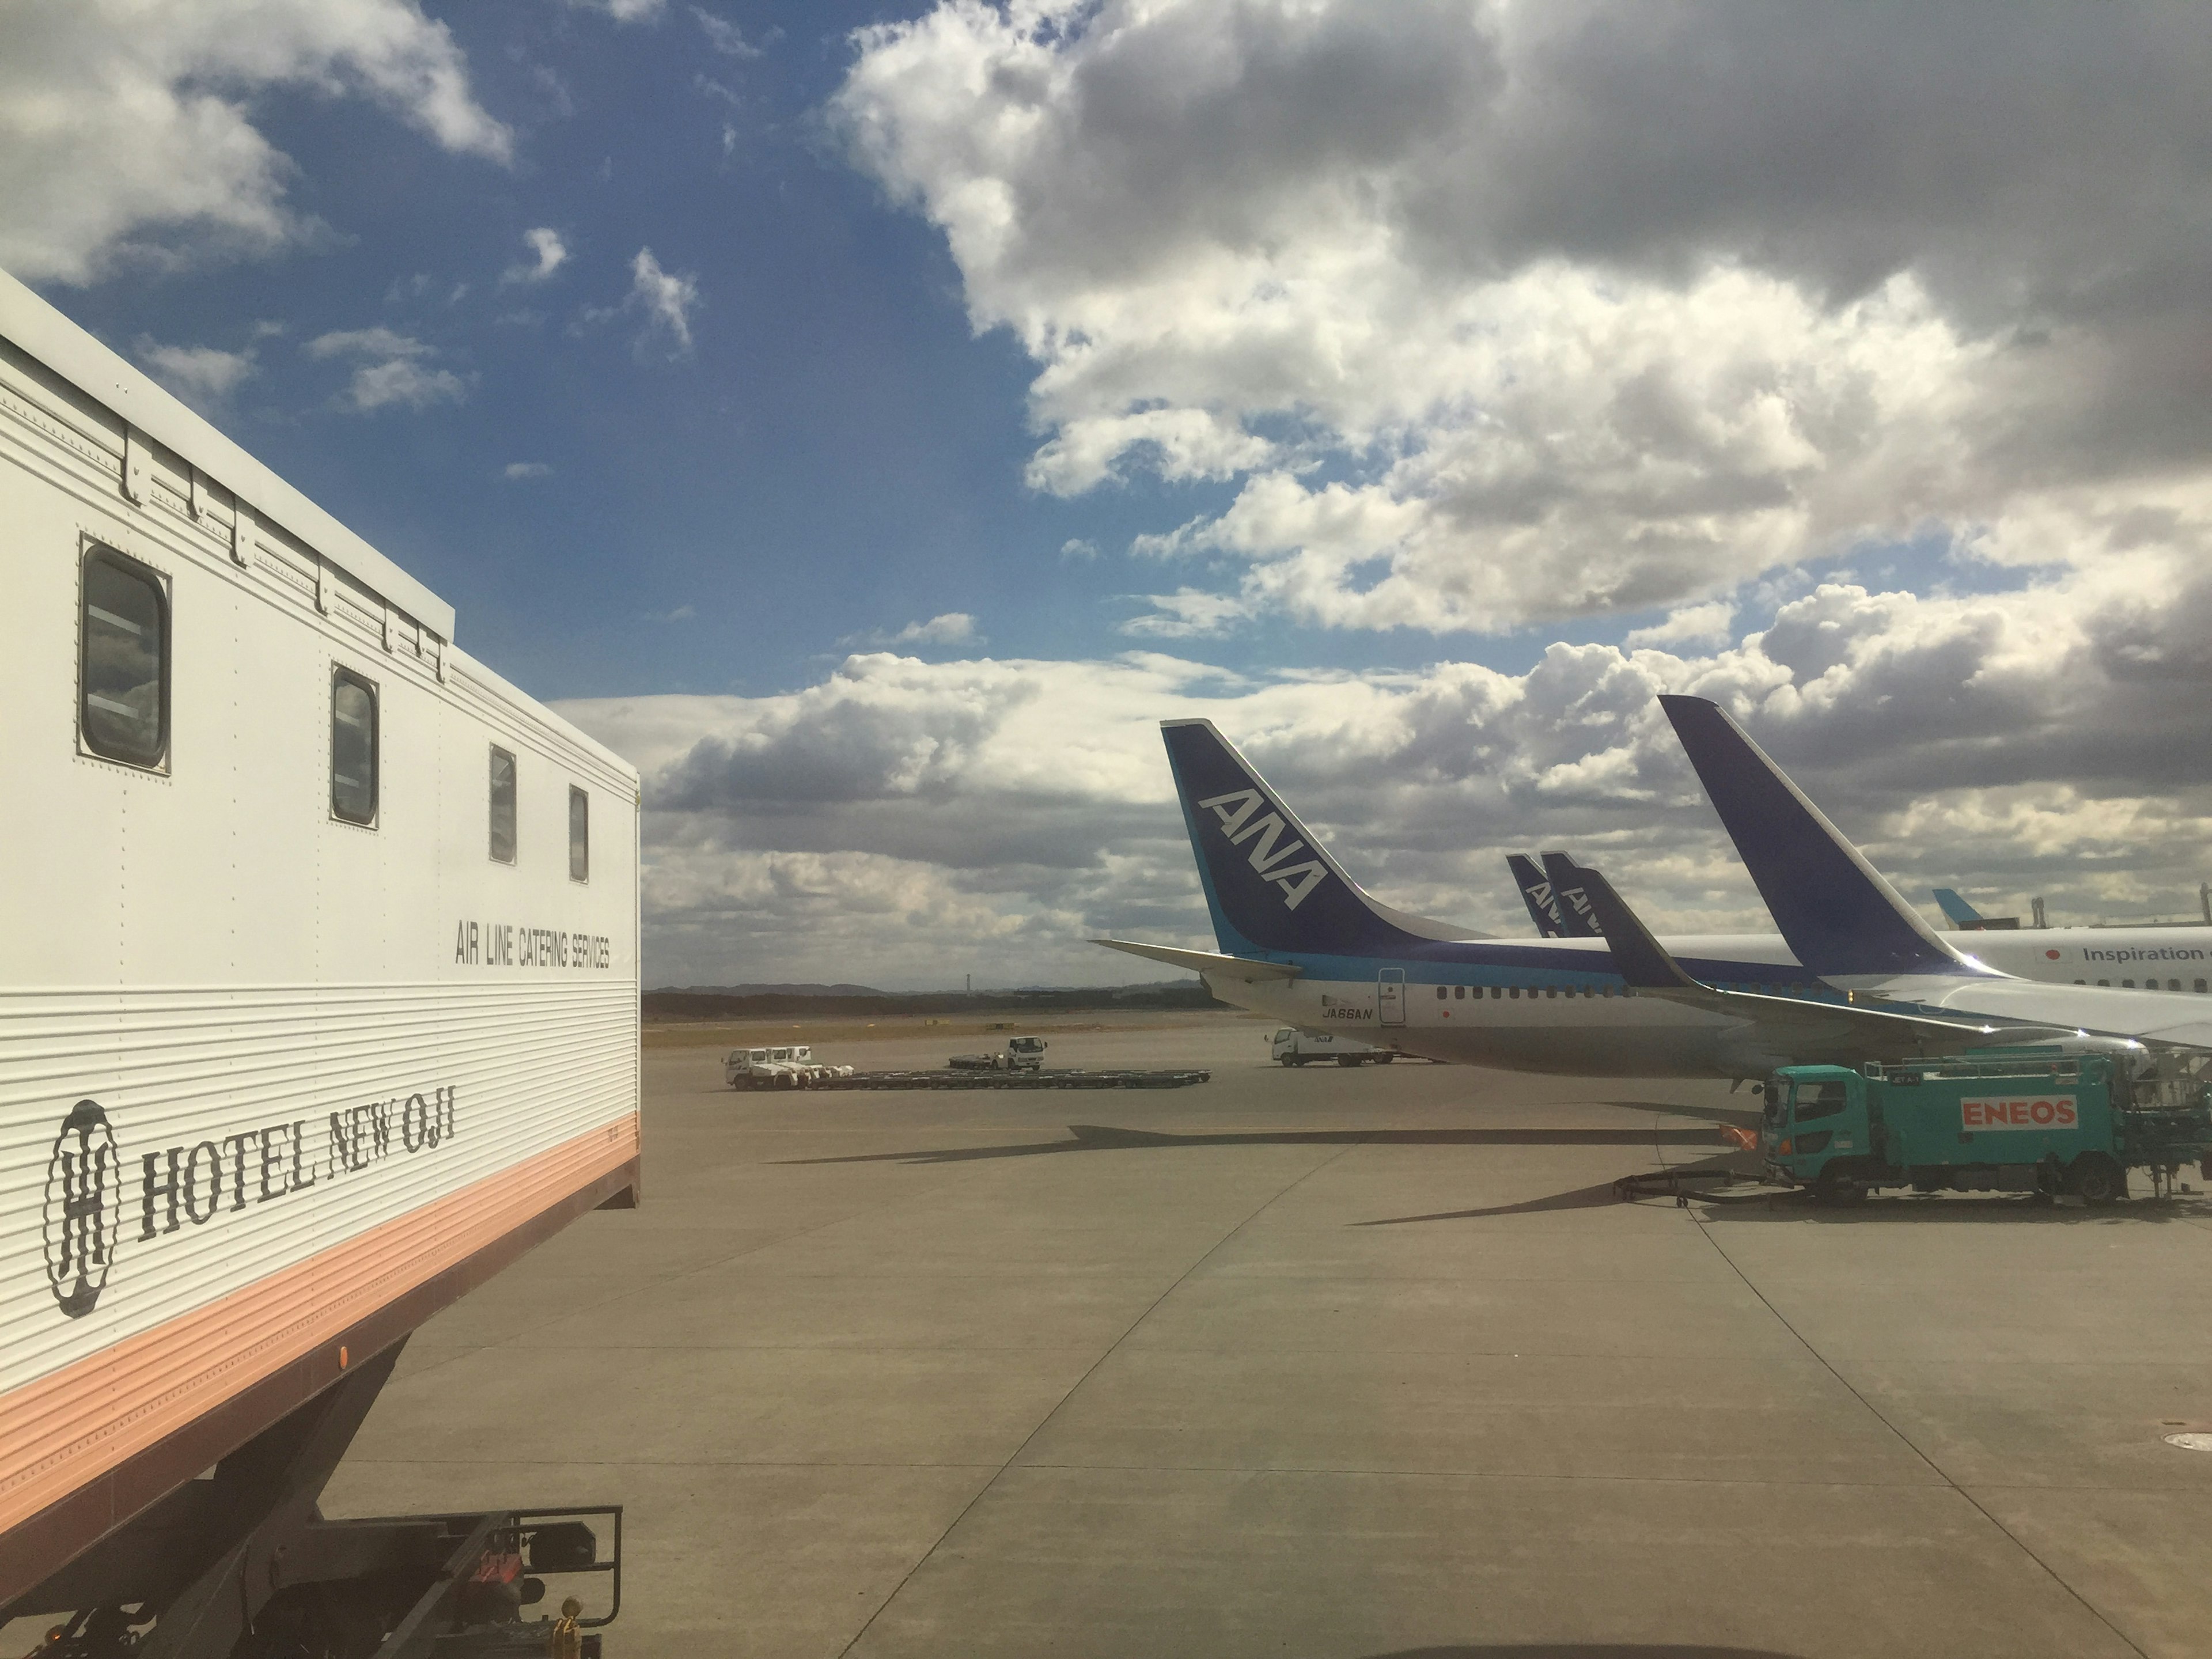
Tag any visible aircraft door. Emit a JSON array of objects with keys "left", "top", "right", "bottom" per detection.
[{"left": 1377, "top": 968, "right": 1406, "bottom": 1027}]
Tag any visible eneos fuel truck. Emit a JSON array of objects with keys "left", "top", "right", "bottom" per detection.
[{"left": 1762, "top": 1051, "right": 2212, "bottom": 1204}]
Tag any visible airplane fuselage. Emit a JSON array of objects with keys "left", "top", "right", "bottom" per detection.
[{"left": 1212, "top": 927, "right": 2212, "bottom": 1080}]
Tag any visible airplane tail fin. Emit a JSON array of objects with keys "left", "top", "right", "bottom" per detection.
[
  {"left": 1657, "top": 696, "right": 1974, "bottom": 978},
  {"left": 1932, "top": 888, "right": 1984, "bottom": 927},
  {"left": 1538, "top": 851, "right": 1608, "bottom": 939},
  {"left": 1507, "top": 853, "right": 1567, "bottom": 937},
  {"left": 1160, "top": 719, "right": 1482, "bottom": 957}
]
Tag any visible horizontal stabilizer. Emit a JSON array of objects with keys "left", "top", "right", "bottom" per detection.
[
  {"left": 1660, "top": 695, "right": 1972, "bottom": 979},
  {"left": 1091, "top": 939, "right": 1304, "bottom": 981}
]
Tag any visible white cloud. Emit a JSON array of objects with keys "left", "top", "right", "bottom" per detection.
[
  {"left": 620, "top": 247, "right": 700, "bottom": 356},
  {"left": 503, "top": 461, "right": 553, "bottom": 480},
  {"left": 560, "top": 555, "right": 2212, "bottom": 988},
  {"left": 306, "top": 327, "right": 469, "bottom": 412},
  {"left": 1624, "top": 600, "right": 1737, "bottom": 650},
  {"left": 692, "top": 9, "right": 763, "bottom": 58},
  {"left": 0, "top": 0, "right": 510, "bottom": 283},
  {"left": 891, "top": 612, "right": 978, "bottom": 645},
  {"left": 843, "top": 613, "right": 984, "bottom": 649},
  {"left": 137, "top": 339, "right": 255, "bottom": 406},
  {"left": 1120, "top": 589, "right": 1251, "bottom": 639},
  {"left": 832, "top": 1, "right": 2212, "bottom": 638},
  {"left": 502, "top": 228, "right": 568, "bottom": 285},
  {"left": 569, "top": 0, "right": 665, "bottom": 21}
]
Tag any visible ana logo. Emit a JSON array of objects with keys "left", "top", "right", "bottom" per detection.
[
  {"left": 1197, "top": 789, "right": 1330, "bottom": 911},
  {"left": 44, "top": 1100, "right": 122, "bottom": 1318}
]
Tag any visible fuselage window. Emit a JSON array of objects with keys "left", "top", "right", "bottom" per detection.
[
  {"left": 489, "top": 745, "right": 517, "bottom": 864},
  {"left": 1509, "top": 987, "right": 1520, "bottom": 999},
  {"left": 1436, "top": 984, "right": 1448, "bottom": 1000},
  {"left": 2170, "top": 979, "right": 2182, "bottom": 992},
  {"left": 2123, "top": 979, "right": 2135, "bottom": 988},
  {"left": 2098, "top": 979, "right": 2110, "bottom": 987},
  {"left": 1453, "top": 984, "right": 1465, "bottom": 999},
  {"left": 1545, "top": 987, "right": 1557, "bottom": 999},
  {"left": 569, "top": 786, "right": 589, "bottom": 882},
  {"left": 79, "top": 545, "right": 169, "bottom": 770},
  {"left": 2197, "top": 980, "right": 2208, "bottom": 994},
  {"left": 329, "top": 668, "right": 378, "bottom": 825},
  {"left": 1489, "top": 987, "right": 1501, "bottom": 999}
]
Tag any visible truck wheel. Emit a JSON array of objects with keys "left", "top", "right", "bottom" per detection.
[
  {"left": 1812, "top": 1167, "right": 1867, "bottom": 1207},
  {"left": 1336, "top": 1055, "right": 1361, "bottom": 1067},
  {"left": 2069, "top": 1154, "right": 2127, "bottom": 1206},
  {"left": 1374, "top": 1053, "right": 1397, "bottom": 1065}
]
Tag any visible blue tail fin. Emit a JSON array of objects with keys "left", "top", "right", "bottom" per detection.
[
  {"left": 1507, "top": 853, "right": 1567, "bottom": 937},
  {"left": 1658, "top": 696, "right": 1972, "bottom": 978},
  {"left": 1538, "top": 851, "right": 1608, "bottom": 938},
  {"left": 1931, "top": 888, "right": 1984, "bottom": 927},
  {"left": 1160, "top": 720, "right": 1480, "bottom": 957}
]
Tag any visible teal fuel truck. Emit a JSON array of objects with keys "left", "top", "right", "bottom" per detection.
[{"left": 1762, "top": 1051, "right": 2212, "bottom": 1205}]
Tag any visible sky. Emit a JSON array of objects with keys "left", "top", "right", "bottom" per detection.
[{"left": 9, "top": 0, "right": 2212, "bottom": 988}]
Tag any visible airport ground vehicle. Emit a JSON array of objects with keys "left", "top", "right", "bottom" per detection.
[
  {"left": 1270, "top": 1028, "right": 1395, "bottom": 1066},
  {"left": 1762, "top": 1054, "right": 2212, "bottom": 1203},
  {"left": 0, "top": 270, "right": 639, "bottom": 1649},
  {"left": 725, "top": 1046, "right": 854, "bottom": 1088},
  {"left": 948, "top": 1036, "right": 1048, "bottom": 1071}
]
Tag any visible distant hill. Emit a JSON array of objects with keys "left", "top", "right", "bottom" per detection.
[{"left": 642, "top": 979, "right": 1220, "bottom": 1021}]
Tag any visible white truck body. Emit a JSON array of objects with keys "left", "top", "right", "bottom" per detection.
[
  {"left": 0, "top": 268, "right": 642, "bottom": 1595},
  {"left": 726, "top": 1045, "right": 853, "bottom": 1088},
  {"left": 1270, "top": 1027, "right": 1394, "bottom": 1066}
]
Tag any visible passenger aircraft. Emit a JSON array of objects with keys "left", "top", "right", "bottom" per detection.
[
  {"left": 1656, "top": 695, "right": 2212, "bottom": 1051},
  {"left": 1097, "top": 718, "right": 2212, "bottom": 1078}
]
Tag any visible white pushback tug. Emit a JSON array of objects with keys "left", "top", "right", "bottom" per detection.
[{"left": 0, "top": 268, "right": 640, "bottom": 1653}]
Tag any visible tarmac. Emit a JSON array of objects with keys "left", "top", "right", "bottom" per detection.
[{"left": 318, "top": 1016, "right": 2212, "bottom": 1659}]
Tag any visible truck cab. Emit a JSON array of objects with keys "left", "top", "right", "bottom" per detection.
[{"left": 1761, "top": 1066, "right": 1872, "bottom": 1196}]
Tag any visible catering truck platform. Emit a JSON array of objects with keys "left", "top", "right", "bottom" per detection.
[
  {"left": 0, "top": 268, "right": 639, "bottom": 1652},
  {"left": 1761, "top": 1051, "right": 2212, "bottom": 1203}
]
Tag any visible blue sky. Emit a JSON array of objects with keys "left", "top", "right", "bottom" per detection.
[{"left": 12, "top": 1, "right": 2211, "bottom": 986}]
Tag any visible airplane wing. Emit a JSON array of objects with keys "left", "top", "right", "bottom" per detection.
[
  {"left": 1091, "top": 939, "right": 1304, "bottom": 981},
  {"left": 1506, "top": 853, "right": 1567, "bottom": 937},
  {"left": 1575, "top": 863, "right": 2063, "bottom": 1062},
  {"left": 1659, "top": 694, "right": 2212, "bottom": 1050}
]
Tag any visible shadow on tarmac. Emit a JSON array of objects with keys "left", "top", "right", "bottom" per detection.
[
  {"left": 781, "top": 1124, "right": 1729, "bottom": 1168},
  {"left": 1363, "top": 1647, "right": 1802, "bottom": 1658},
  {"left": 1354, "top": 1154, "right": 1747, "bottom": 1226}
]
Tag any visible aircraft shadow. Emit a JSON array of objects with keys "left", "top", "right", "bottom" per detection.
[
  {"left": 1355, "top": 1153, "right": 1751, "bottom": 1226},
  {"left": 1362, "top": 1646, "right": 1802, "bottom": 1658},
  {"left": 781, "top": 1124, "right": 1729, "bottom": 1169}
]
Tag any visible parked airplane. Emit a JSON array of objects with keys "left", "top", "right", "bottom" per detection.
[
  {"left": 1933, "top": 887, "right": 2018, "bottom": 929},
  {"left": 1099, "top": 720, "right": 2045, "bottom": 1078},
  {"left": 1508, "top": 852, "right": 1605, "bottom": 940},
  {"left": 1658, "top": 695, "right": 2212, "bottom": 1052}
]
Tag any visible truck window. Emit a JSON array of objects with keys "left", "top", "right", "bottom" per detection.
[
  {"left": 488, "top": 745, "right": 517, "bottom": 863},
  {"left": 1795, "top": 1081, "right": 1849, "bottom": 1120},
  {"left": 330, "top": 668, "right": 377, "bottom": 825},
  {"left": 79, "top": 544, "right": 169, "bottom": 770},
  {"left": 569, "top": 785, "right": 589, "bottom": 882}
]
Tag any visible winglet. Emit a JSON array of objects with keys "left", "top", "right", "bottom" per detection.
[
  {"left": 1506, "top": 853, "right": 1567, "bottom": 937},
  {"left": 1574, "top": 866, "right": 1706, "bottom": 993},
  {"left": 1658, "top": 696, "right": 1975, "bottom": 979}
]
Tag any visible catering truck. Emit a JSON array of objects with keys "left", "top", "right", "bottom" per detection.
[
  {"left": 1762, "top": 1052, "right": 2212, "bottom": 1204},
  {"left": 0, "top": 268, "right": 640, "bottom": 1652}
]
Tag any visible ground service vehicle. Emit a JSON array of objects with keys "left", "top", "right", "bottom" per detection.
[
  {"left": 725, "top": 1046, "right": 853, "bottom": 1089},
  {"left": 948, "top": 1036, "right": 1048, "bottom": 1072},
  {"left": 1763, "top": 1054, "right": 2212, "bottom": 1204},
  {"left": 1270, "top": 1029, "right": 1395, "bottom": 1066},
  {"left": 0, "top": 270, "right": 640, "bottom": 1652}
]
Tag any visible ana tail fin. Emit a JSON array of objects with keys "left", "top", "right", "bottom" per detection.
[
  {"left": 1538, "top": 851, "right": 1608, "bottom": 939},
  {"left": 1160, "top": 719, "right": 1482, "bottom": 957},
  {"left": 1507, "top": 853, "right": 1567, "bottom": 937},
  {"left": 1657, "top": 696, "right": 1973, "bottom": 978}
]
